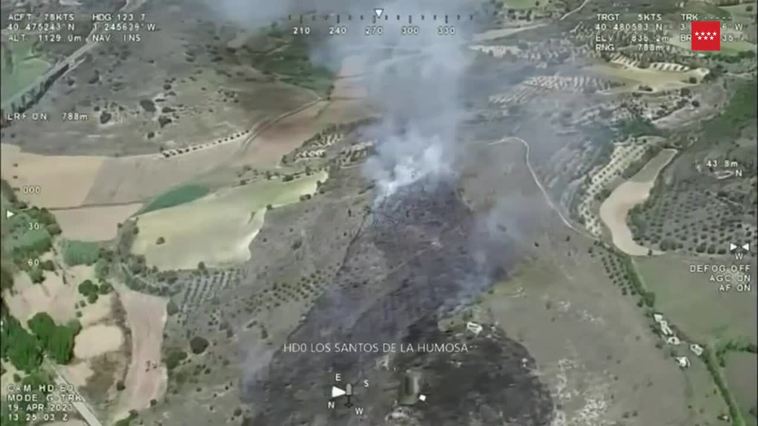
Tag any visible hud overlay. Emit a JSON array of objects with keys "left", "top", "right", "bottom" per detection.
[{"left": 0, "top": 0, "right": 756, "bottom": 425}]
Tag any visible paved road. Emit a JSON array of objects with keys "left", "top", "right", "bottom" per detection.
[
  {"left": 51, "top": 366, "right": 103, "bottom": 426},
  {"left": 2, "top": 0, "right": 146, "bottom": 110}
]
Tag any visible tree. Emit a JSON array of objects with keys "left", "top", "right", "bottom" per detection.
[
  {"left": 166, "top": 300, "right": 179, "bottom": 316},
  {"left": 27, "top": 313, "right": 79, "bottom": 364},
  {"left": 189, "top": 336, "right": 209, "bottom": 354},
  {"left": 1, "top": 315, "right": 42, "bottom": 372},
  {"left": 78, "top": 280, "right": 98, "bottom": 297},
  {"left": 165, "top": 349, "right": 187, "bottom": 370}
]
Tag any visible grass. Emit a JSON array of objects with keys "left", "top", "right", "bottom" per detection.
[
  {"left": 131, "top": 172, "right": 327, "bottom": 270},
  {"left": 501, "top": 0, "right": 540, "bottom": 9},
  {"left": 725, "top": 352, "right": 758, "bottom": 426},
  {"left": 703, "top": 345, "right": 747, "bottom": 426},
  {"left": 615, "top": 117, "right": 664, "bottom": 139},
  {"left": 140, "top": 184, "right": 210, "bottom": 214},
  {"left": 624, "top": 252, "right": 748, "bottom": 426},
  {"left": 61, "top": 240, "right": 100, "bottom": 266},
  {"left": 0, "top": 40, "right": 51, "bottom": 105},
  {"left": 702, "top": 78, "right": 757, "bottom": 142},
  {"left": 634, "top": 255, "right": 755, "bottom": 346},
  {"left": 251, "top": 37, "right": 334, "bottom": 96},
  {"left": 687, "top": 2, "right": 732, "bottom": 20}
]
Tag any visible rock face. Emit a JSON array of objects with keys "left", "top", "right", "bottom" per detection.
[{"left": 244, "top": 180, "right": 554, "bottom": 425}]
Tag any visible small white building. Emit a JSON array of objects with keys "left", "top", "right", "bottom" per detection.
[
  {"left": 675, "top": 356, "right": 691, "bottom": 369},
  {"left": 666, "top": 336, "right": 681, "bottom": 345},
  {"left": 690, "top": 344, "right": 704, "bottom": 357},
  {"left": 659, "top": 320, "right": 673, "bottom": 336},
  {"left": 466, "top": 321, "right": 483, "bottom": 336}
]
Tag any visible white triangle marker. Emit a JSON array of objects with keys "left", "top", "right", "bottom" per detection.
[
  {"left": 5, "top": 210, "right": 14, "bottom": 219},
  {"left": 374, "top": 8, "right": 384, "bottom": 18},
  {"left": 331, "top": 386, "right": 346, "bottom": 398}
]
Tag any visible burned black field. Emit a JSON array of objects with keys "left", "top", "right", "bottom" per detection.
[{"left": 245, "top": 180, "right": 554, "bottom": 425}]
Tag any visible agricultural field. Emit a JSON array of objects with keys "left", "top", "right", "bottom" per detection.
[
  {"left": 599, "top": 148, "right": 676, "bottom": 256},
  {"left": 130, "top": 171, "right": 328, "bottom": 270},
  {"left": 140, "top": 184, "right": 210, "bottom": 214},
  {"left": 724, "top": 352, "right": 758, "bottom": 426},
  {"left": 52, "top": 203, "right": 143, "bottom": 242},
  {"left": 249, "top": 30, "right": 334, "bottom": 96},
  {"left": 634, "top": 254, "right": 756, "bottom": 347},
  {"left": 0, "top": 40, "right": 51, "bottom": 105},
  {"left": 628, "top": 78, "right": 757, "bottom": 256},
  {"left": 588, "top": 62, "right": 709, "bottom": 93}
]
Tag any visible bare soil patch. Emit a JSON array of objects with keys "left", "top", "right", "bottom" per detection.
[
  {"left": 64, "top": 361, "right": 95, "bottom": 387},
  {"left": 0, "top": 144, "right": 105, "bottom": 208},
  {"left": 53, "top": 203, "right": 142, "bottom": 241},
  {"left": 73, "top": 324, "right": 125, "bottom": 359},
  {"left": 4, "top": 270, "right": 76, "bottom": 325},
  {"left": 115, "top": 286, "right": 168, "bottom": 418},
  {"left": 599, "top": 149, "right": 676, "bottom": 256}
]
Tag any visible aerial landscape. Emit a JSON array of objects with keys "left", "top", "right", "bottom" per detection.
[{"left": 0, "top": 0, "right": 755, "bottom": 425}]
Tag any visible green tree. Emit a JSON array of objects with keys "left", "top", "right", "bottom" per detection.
[
  {"left": 1, "top": 315, "right": 42, "bottom": 372},
  {"left": 27, "top": 313, "right": 79, "bottom": 364},
  {"left": 78, "top": 280, "right": 98, "bottom": 297}
]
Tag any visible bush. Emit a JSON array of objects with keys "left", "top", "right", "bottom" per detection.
[
  {"left": 98, "top": 281, "right": 113, "bottom": 294},
  {"left": 0, "top": 262, "right": 13, "bottom": 290},
  {"left": 165, "top": 349, "right": 187, "bottom": 370},
  {"left": 94, "top": 258, "right": 110, "bottom": 281},
  {"left": 28, "top": 267, "right": 44, "bottom": 284},
  {"left": 78, "top": 280, "right": 98, "bottom": 297},
  {"left": 189, "top": 336, "right": 209, "bottom": 355},
  {"left": 166, "top": 301, "right": 179, "bottom": 316},
  {"left": 62, "top": 240, "right": 100, "bottom": 266}
]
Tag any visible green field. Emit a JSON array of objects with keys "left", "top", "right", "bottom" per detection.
[
  {"left": 702, "top": 78, "right": 757, "bottom": 142},
  {"left": 251, "top": 34, "right": 333, "bottom": 96},
  {"left": 1, "top": 41, "right": 51, "bottom": 105},
  {"left": 725, "top": 352, "right": 758, "bottom": 426},
  {"left": 61, "top": 239, "right": 100, "bottom": 266},
  {"left": 635, "top": 255, "right": 756, "bottom": 346},
  {"left": 687, "top": 1, "right": 732, "bottom": 20},
  {"left": 501, "top": 0, "right": 541, "bottom": 9},
  {"left": 140, "top": 184, "right": 210, "bottom": 214},
  {"left": 722, "top": 3, "right": 756, "bottom": 22},
  {"left": 132, "top": 171, "right": 327, "bottom": 270}
]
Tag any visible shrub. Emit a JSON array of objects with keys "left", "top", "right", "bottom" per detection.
[
  {"left": 189, "top": 337, "right": 209, "bottom": 355},
  {"left": 62, "top": 240, "right": 100, "bottom": 266},
  {"left": 165, "top": 349, "right": 187, "bottom": 370}
]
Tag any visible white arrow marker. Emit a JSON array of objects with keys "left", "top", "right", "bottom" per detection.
[
  {"left": 331, "top": 386, "right": 346, "bottom": 398},
  {"left": 5, "top": 210, "right": 14, "bottom": 219},
  {"left": 374, "top": 8, "right": 384, "bottom": 18}
]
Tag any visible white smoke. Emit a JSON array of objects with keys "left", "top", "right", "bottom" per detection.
[
  {"left": 211, "top": 0, "right": 482, "bottom": 200},
  {"left": 366, "top": 132, "right": 453, "bottom": 199}
]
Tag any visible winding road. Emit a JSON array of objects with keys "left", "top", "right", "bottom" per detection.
[{"left": 488, "top": 137, "right": 584, "bottom": 234}]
